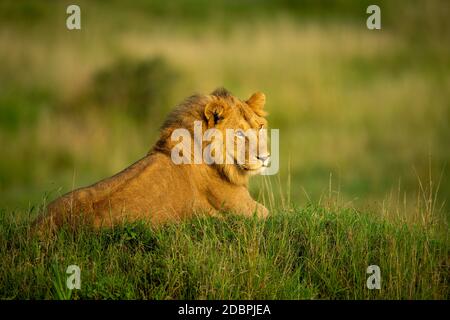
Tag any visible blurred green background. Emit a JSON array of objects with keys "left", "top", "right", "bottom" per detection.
[{"left": 0, "top": 0, "right": 449, "bottom": 219}]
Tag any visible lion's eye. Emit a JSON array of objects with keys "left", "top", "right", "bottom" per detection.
[{"left": 235, "top": 130, "right": 245, "bottom": 138}]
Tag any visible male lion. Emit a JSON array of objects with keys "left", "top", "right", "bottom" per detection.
[{"left": 34, "top": 88, "right": 270, "bottom": 232}]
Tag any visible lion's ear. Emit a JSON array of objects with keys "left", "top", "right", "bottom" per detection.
[
  {"left": 204, "top": 101, "right": 225, "bottom": 127},
  {"left": 247, "top": 92, "right": 267, "bottom": 116}
]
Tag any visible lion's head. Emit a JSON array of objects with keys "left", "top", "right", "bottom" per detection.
[{"left": 154, "top": 88, "right": 270, "bottom": 186}]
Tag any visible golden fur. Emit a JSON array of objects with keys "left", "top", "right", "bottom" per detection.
[{"left": 34, "top": 88, "right": 269, "bottom": 232}]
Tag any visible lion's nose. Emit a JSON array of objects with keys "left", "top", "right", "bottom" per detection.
[{"left": 257, "top": 154, "right": 271, "bottom": 166}]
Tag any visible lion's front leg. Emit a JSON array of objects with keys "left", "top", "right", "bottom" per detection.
[
  {"left": 221, "top": 196, "right": 269, "bottom": 219},
  {"left": 238, "top": 199, "right": 268, "bottom": 219},
  {"left": 207, "top": 184, "right": 269, "bottom": 219},
  {"left": 254, "top": 201, "right": 269, "bottom": 219}
]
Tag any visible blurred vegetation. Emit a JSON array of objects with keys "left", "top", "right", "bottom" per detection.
[
  {"left": 81, "top": 57, "right": 178, "bottom": 120},
  {"left": 0, "top": 0, "right": 448, "bottom": 223}
]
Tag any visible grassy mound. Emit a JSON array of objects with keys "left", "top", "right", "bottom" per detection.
[{"left": 0, "top": 206, "right": 447, "bottom": 299}]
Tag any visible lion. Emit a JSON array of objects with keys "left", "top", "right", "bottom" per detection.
[{"left": 34, "top": 88, "right": 270, "bottom": 232}]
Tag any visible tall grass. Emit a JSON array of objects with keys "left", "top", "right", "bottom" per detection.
[{"left": 0, "top": 202, "right": 447, "bottom": 299}]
